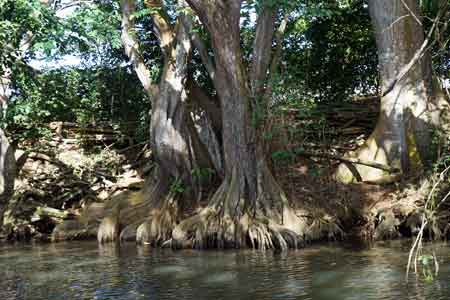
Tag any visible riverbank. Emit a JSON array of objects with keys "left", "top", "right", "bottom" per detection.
[{"left": 2, "top": 116, "right": 449, "bottom": 248}]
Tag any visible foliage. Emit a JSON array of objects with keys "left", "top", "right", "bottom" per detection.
[
  {"left": 0, "top": 0, "right": 60, "bottom": 72},
  {"left": 7, "top": 66, "right": 150, "bottom": 142},
  {"left": 418, "top": 254, "right": 437, "bottom": 282},
  {"left": 281, "top": 0, "right": 378, "bottom": 103},
  {"left": 169, "top": 178, "right": 186, "bottom": 194},
  {"left": 61, "top": 1, "right": 124, "bottom": 66},
  {"left": 191, "top": 167, "right": 215, "bottom": 183}
]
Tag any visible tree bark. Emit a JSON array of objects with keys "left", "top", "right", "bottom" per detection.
[
  {"left": 97, "top": 0, "right": 220, "bottom": 244},
  {"left": 173, "top": 1, "right": 309, "bottom": 250},
  {"left": 120, "top": 0, "right": 217, "bottom": 185},
  {"left": 185, "top": 1, "right": 257, "bottom": 196},
  {"left": 0, "top": 67, "right": 16, "bottom": 228},
  {"left": 0, "top": 129, "right": 15, "bottom": 228},
  {"left": 150, "top": 16, "right": 214, "bottom": 186},
  {"left": 336, "top": 0, "right": 449, "bottom": 183}
]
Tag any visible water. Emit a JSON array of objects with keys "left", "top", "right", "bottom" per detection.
[{"left": 0, "top": 240, "right": 449, "bottom": 300}]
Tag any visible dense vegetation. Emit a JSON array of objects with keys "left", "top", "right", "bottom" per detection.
[{"left": 0, "top": 0, "right": 450, "bottom": 263}]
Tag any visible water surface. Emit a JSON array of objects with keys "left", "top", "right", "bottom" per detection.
[{"left": 0, "top": 240, "right": 449, "bottom": 299}]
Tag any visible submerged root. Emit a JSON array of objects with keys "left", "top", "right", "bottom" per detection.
[
  {"left": 306, "top": 214, "right": 344, "bottom": 241},
  {"left": 97, "top": 174, "right": 168, "bottom": 243},
  {"left": 173, "top": 205, "right": 308, "bottom": 250},
  {"left": 97, "top": 210, "right": 120, "bottom": 243},
  {"left": 52, "top": 220, "right": 97, "bottom": 241}
]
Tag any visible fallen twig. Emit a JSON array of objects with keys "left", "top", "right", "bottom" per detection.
[{"left": 296, "top": 151, "right": 400, "bottom": 173}]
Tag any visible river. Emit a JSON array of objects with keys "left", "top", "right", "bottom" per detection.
[{"left": 0, "top": 240, "right": 449, "bottom": 299}]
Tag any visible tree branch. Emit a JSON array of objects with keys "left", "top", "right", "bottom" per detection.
[
  {"left": 188, "top": 25, "right": 216, "bottom": 83},
  {"left": 297, "top": 151, "right": 401, "bottom": 174},
  {"left": 144, "top": 0, "right": 175, "bottom": 54},
  {"left": 55, "top": 0, "right": 94, "bottom": 12},
  {"left": 120, "top": 0, "right": 157, "bottom": 97},
  {"left": 381, "top": 8, "right": 443, "bottom": 97},
  {"left": 400, "top": 0, "right": 422, "bottom": 26},
  {"left": 264, "top": 12, "right": 289, "bottom": 101},
  {"left": 250, "top": 6, "right": 277, "bottom": 98}
]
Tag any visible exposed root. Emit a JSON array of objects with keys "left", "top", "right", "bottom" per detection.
[
  {"left": 96, "top": 172, "right": 166, "bottom": 243},
  {"left": 96, "top": 166, "right": 190, "bottom": 245},
  {"left": 306, "top": 215, "right": 344, "bottom": 241},
  {"left": 52, "top": 220, "right": 97, "bottom": 241},
  {"left": 334, "top": 133, "right": 402, "bottom": 184},
  {"left": 97, "top": 200, "right": 155, "bottom": 243},
  {"left": 173, "top": 204, "right": 309, "bottom": 250},
  {"left": 173, "top": 166, "right": 312, "bottom": 250},
  {"left": 119, "top": 221, "right": 143, "bottom": 242},
  {"left": 136, "top": 192, "right": 179, "bottom": 245},
  {"left": 97, "top": 209, "right": 120, "bottom": 243}
]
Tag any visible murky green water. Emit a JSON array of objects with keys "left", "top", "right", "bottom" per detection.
[{"left": 0, "top": 240, "right": 449, "bottom": 299}]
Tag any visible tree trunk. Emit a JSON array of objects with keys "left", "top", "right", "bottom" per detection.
[
  {"left": 335, "top": 0, "right": 448, "bottom": 183},
  {"left": 150, "top": 19, "right": 214, "bottom": 188},
  {"left": 0, "top": 69, "right": 16, "bottom": 228},
  {"left": 97, "top": 0, "right": 218, "bottom": 244},
  {"left": 0, "top": 130, "right": 15, "bottom": 228},
  {"left": 173, "top": 1, "right": 311, "bottom": 250}
]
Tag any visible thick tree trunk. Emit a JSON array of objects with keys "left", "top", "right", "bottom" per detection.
[
  {"left": 137, "top": 9, "right": 220, "bottom": 244},
  {"left": 173, "top": 1, "right": 311, "bottom": 250},
  {"left": 97, "top": 0, "right": 218, "bottom": 244},
  {"left": 0, "top": 129, "right": 15, "bottom": 228},
  {"left": 150, "top": 20, "right": 213, "bottom": 188},
  {"left": 336, "top": 0, "right": 448, "bottom": 183},
  {"left": 121, "top": 0, "right": 220, "bottom": 181},
  {"left": 0, "top": 70, "right": 16, "bottom": 228}
]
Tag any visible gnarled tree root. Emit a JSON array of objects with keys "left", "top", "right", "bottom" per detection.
[
  {"left": 97, "top": 170, "right": 185, "bottom": 245},
  {"left": 136, "top": 192, "right": 179, "bottom": 246},
  {"left": 172, "top": 168, "right": 313, "bottom": 250}
]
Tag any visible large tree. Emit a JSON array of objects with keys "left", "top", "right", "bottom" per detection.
[
  {"left": 171, "top": 0, "right": 311, "bottom": 250},
  {"left": 97, "top": 0, "right": 222, "bottom": 244},
  {"left": 335, "top": 0, "right": 449, "bottom": 183}
]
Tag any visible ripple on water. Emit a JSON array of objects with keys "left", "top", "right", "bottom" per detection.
[
  {"left": 1, "top": 241, "right": 450, "bottom": 300},
  {"left": 203, "top": 271, "right": 237, "bottom": 284}
]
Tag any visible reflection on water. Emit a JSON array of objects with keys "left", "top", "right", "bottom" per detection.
[{"left": 0, "top": 240, "right": 449, "bottom": 299}]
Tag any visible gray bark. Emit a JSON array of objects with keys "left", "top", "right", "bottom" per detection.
[
  {"left": 336, "top": 0, "right": 446, "bottom": 183},
  {"left": 0, "top": 127, "right": 15, "bottom": 228},
  {"left": 0, "top": 68, "right": 12, "bottom": 117},
  {"left": 250, "top": 7, "right": 276, "bottom": 98},
  {"left": 0, "top": 68, "right": 15, "bottom": 228},
  {"left": 185, "top": 0, "right": 279, "bottom": 204},
  {"left": 121, "top": 0, "right": 158, "bottom": 96},
  {"left": 151, "top": 18, "right": 213, "bottom": 183},
  {"left": 371, "top": 0, "right": 435, "bottom": 168},
  {"left": 121, "top": 0, "right": 218, "bottom": 186}
]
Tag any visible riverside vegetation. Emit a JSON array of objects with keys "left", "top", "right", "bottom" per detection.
[{"left": 1, "top": 0, "right": 450, "bottom": 280}]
